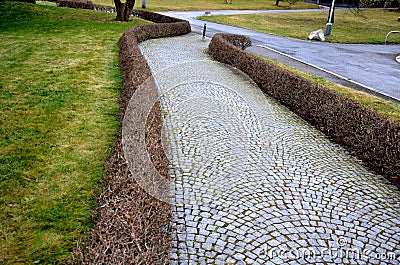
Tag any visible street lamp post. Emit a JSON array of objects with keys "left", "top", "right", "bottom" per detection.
[{"left": 325, "top": 0, "right": 336, "bottom": 36}]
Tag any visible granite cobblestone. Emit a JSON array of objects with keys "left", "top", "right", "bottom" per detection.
[{"left": 139, "top": 34, "right": 400, "bottom": 264}]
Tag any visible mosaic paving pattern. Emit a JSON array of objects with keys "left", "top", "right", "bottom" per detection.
[{"left": 139, "top": 34, "right": 400, "bottom": 265}]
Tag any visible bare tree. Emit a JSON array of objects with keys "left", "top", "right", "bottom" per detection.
[{"left": 114, "top": 0, "right": 135, "bottom": 21}]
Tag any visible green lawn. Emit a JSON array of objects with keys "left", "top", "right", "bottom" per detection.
[
  {"left": 200, "top": 9, "right": 400, "bottom": 43},
  {"left": 91, "top": 0, "right": 317, "bottom": 11},
  {"left": 0, "top": 2, "right": 146, "bottom": 264}
]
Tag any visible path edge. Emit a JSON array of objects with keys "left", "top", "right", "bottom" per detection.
[{"left": 209, "top": 33, "right": 400, "bottom": 185}]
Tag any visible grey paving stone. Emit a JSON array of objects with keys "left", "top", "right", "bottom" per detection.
[{"left": 139, "top": 34, "right": 400, "bottom": 265}]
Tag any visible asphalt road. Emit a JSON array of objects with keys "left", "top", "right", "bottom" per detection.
[{"left": 161, "top": 10, "right": 400, "bottom": 102}]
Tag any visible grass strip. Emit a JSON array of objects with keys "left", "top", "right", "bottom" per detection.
[{"left": 200, "top": 9, "right": 400, "bottom": 44}]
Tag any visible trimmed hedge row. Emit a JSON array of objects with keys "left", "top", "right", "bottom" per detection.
[
  {"left": 57, "top": 0, "right": 94, "bottom": 9},
  {"left": 78, "top": 13, "right": 191, "bottom": 263},
  {"left": 133, "top": 10, "right": 185, "bottom": 23},
  {"left": 212, "top": 33, "right": 252, "bottom": 51},
  {"left": 209, "top": 33, "right": 400, "bottom": 180},
  {"left": 118, "top": 13, "right": 191, "bottom": 113}
]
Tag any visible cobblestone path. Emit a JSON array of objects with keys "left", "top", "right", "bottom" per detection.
[{"left": 139, "top": 34, "right": 400, "bottom": 265}]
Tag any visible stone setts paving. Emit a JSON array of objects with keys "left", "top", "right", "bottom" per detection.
[{"left": 139, "top": 34, "right": 400, "bottom": 265}]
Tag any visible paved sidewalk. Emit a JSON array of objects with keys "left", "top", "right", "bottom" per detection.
[
  {"left": 139, "top": 34, "right": 400, "bottom": 264},
  {"left": 161, "top": 10, "right": 400, "bottom": 101}
]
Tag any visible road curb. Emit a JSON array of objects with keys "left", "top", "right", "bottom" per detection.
[{"left": 254, "top": 45, "right": 400, "bottom": 104}]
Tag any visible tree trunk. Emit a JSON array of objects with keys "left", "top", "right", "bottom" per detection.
[
  {"left": 115, "top": 0, "right": 135, "bottom": 21},
  {"left": 275, "top": 0, "right": 280, "bottom": 5}
]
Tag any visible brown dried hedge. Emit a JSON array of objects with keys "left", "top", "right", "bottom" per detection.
[
  {"left": 57, "top": 0, "right": 94, "bottom": 9},
  {"left": 209, "top": 33, "right": 400, "bottom": 180},
  {"left": 118, "top": 15, "right": 191, "bottom": 112},
  {"left": 76, "top": 14, "right": 190, "bottom": 264},
  {"left": 133, "top": 10, "right": 185, "bottom": 24}
]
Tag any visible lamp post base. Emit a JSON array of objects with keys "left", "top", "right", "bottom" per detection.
[{"left": 325, "top": 23, "right": 332, "bottom": 36}]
